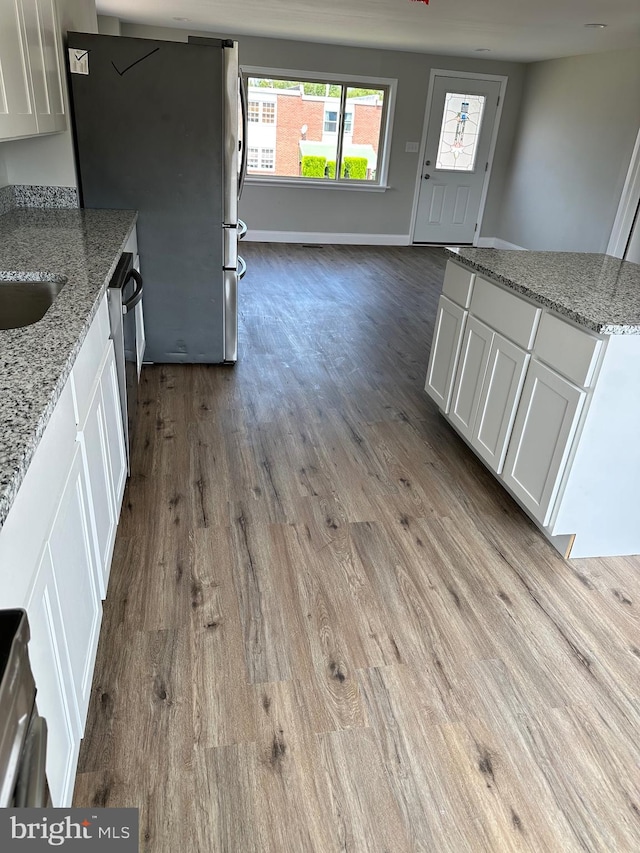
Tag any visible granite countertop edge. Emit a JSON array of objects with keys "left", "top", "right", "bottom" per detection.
[
  {"left": 444, "top": 247, "right": 640, "bottom": 335},
  {"left": 0, "top": 208, "right": 138, "bottom": 530}
]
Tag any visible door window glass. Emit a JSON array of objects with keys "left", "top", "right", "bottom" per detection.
[{"left": 435, "top": 93, "right": 486, "bottom": 171}]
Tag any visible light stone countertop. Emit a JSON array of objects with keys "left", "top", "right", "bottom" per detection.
[
  {"left": 445, "top": 247, "right": 640, "bottom": 335},
  {"left": 0, "top": 207, "right": 138, "bottom": 530}
]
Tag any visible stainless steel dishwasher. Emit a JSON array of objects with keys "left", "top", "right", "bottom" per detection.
[{"left": 107, "top": 252, "right": 144, "bottom": 472}]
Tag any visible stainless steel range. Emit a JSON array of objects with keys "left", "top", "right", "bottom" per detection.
[{"left": 0, "top": 609, "right": 50, "bottom": 807}]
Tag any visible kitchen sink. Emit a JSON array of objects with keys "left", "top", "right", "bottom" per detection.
[{"left": 0, "top": 276, "right": 67, "bottom": 330}]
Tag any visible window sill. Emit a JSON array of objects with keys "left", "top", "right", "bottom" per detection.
[{"left": 245, "top": 177, "right": 391, "bottom": 192}]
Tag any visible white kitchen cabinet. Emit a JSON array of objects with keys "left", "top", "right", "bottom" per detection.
[
  {"left": 449, "top": 315, "right": 493, "bottom": 440},
  {"left": 0, "top": 229, "right": 134, "bottom": 802},
  {"left": 425, "top": 295, "right": 466, "bottom": 412},
  {"left": 0, "top": 0, "right": 65, "bottom": 141},
  {"left": 79, "top": 340, "right": 127, "bottom": 598},
  {"left": 0, "top": 0, "right": 37, "bottom": 138},
  {"left": 47, "top": 443, "right": 102, "bottom": 731},
  {"left": 27, "top": 545, "right": 80, "bottom": 807},
  {"left": 502, "top": 359, "right": 586, "bottom": 527},
  {"left": 472, "top": 333, "right": 529, "bottom": 474}
]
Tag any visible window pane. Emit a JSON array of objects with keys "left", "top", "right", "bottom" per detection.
[
  {"left": 245, "top": 76, "right": 388, "bottom": 183},
  {"left": 435, "top": 93, "right": 486, "bottom": 172},
  {"left": 338, "top": 87, "right": 385, "bottom": 182},
  {"left": 324, "top": 110, "right": 337, "bottom": 133}
]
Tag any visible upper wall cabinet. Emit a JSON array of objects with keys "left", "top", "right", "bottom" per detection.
[{"left": 0, "top": 0, "right": 66, "bottom": 141}]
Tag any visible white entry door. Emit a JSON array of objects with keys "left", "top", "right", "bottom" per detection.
[{"left": 413, "top": 76, "right": 502, "bottom": 244}]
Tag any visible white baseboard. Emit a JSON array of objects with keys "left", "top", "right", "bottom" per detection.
[
  {"left": 245, "top": 230, "right": 411, "bottom": 246},
  {"left": 476, "top": 237, "right": 527, "bottom": 250}
]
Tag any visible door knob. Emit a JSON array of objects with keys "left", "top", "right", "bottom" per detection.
[{"left": 423, "top": 174, "right": 430, "bottom": 180}]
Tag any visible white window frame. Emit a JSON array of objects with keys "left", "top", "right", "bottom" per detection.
[{"left": 242, "top": 65, "right": 397, "bottom": 192}]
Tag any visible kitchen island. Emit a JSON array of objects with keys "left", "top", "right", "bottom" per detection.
[
  {"left": 426, "top": 247, "right": 640, "bottom": 559},
  {"left": 0, "top": 205, "right": 137, "bottom": 804}
]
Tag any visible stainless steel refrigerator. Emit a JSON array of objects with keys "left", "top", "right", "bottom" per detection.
[{"left": 68, "top": 33, "right": 247, "bottom": 363}]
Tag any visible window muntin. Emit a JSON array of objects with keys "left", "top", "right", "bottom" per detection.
[{"left": 244, "top": 72, "right": 392, "bottom": 186}]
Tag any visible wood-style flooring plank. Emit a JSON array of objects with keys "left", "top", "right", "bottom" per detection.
[{"left": 73, "top": 243, "right": 640, "bottom": 852}]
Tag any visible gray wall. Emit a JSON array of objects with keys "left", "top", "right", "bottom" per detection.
[
  {"left": 122, "top": 23, "right": 525, "bottom": 240},
  {"left": 97, "top": 15, "right": 121, "bottom": 36},
  {"left": 497, "top": 49, "right": 640, "bottom": 251},
  {"left": 0, "top": 150, "right": 8, "bottom": 188},
  {"left": 1, "top": 0, "right": 98, "bottom": 188}
]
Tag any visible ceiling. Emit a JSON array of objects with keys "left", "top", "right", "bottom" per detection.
[{"left": 96, "top": 0, "right": 640, "bottom": 62}]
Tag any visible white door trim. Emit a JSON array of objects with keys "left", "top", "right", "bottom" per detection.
[
  {"left": 410, "top": 69, "right": 508, "bottom": 246},
  {"left": 607, "top": 125, "right": 640, "bottom": 258}
]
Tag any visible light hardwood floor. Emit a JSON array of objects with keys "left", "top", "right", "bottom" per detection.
[{"left": 74, "top": 244, "right": 640, "bottom": 852}]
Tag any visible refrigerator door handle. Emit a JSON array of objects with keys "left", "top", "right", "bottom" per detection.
[
  {"left": 238, "top": 219, "right": 247, "bottom": 240},
  {"left": 238, "top": 256, "right": 247, "bottom": 280},
  {"left": 222, "top": 42, "right": 239, "bottom": 226},
  {"left": 238, "top": 73, "right": 248, "bottom": 200},
  {"left": 223, "top": 268, "right": 238, "bottom": 363}
]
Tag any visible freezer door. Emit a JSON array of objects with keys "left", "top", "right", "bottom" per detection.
[
  {"left": 223, "top": 42, "right": 239, "bottom": 226},
  {"left": 223, "top": 268, "right": 238, "bottom": 363}
]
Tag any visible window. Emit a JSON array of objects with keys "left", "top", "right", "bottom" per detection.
[
  {"left": 248, "top": 146, "right": 274, "bottom": 172},
  {"left": 262, "top": 102, "right": 275, "bottom": 124},
  {"left": 324, "top": 110, "right": 337, "bottom": 133},
  {"left": 248, "top": 99, "right": 276, "bottom": 124},
  {"left": 243, "top": 69, "right": 395, "bottom": 188},
  {"left": 248, "top": 101, "right": 260, "bottom": 123},
  {"left": 324, "top": 111, "right": 353, "bottom": 133},
  {"left": 260, "top": 148, "right": 275, "bottom": 170}
]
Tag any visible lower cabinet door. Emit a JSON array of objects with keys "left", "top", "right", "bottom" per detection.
[
  {"left": 502, "top": 359, "right": 586, "bottom": 526},
  {"left": 471, "top": 332, "right": 529, "bottom": 473},
  {"left": 27, "top": 545, "right": 81, "bottom": 807},
  {"left": 79, "top": 343, "right": 126, "bottom": 597},
  {"left": 79, "top": 368, "right": 117, "bottom": 600},
  {"left": 47, "top": 444, "right": 102, "bottom": 732},
  {"left": 449, "top": 315, "right": 493, "bottom": 439},
  {"left": 425, "top": 296, "right": 467, "bottom": 412}
]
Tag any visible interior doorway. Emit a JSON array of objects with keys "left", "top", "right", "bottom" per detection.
[{"left": 412, "top": 71, "right": 506, "bottom": 245}]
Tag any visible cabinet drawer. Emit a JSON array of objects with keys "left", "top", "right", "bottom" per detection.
[
  {"left": 442, "top": 261, "right": 475, "bottom": 308},
  {"left": 71, "top": 295, "right": 110, "bottom": 427},
  {"left": 534, "top": 312, "right": 603, "bottom": 387},
  {"left": 470, "top": 276, "right": 541, "bottom": 350}
]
